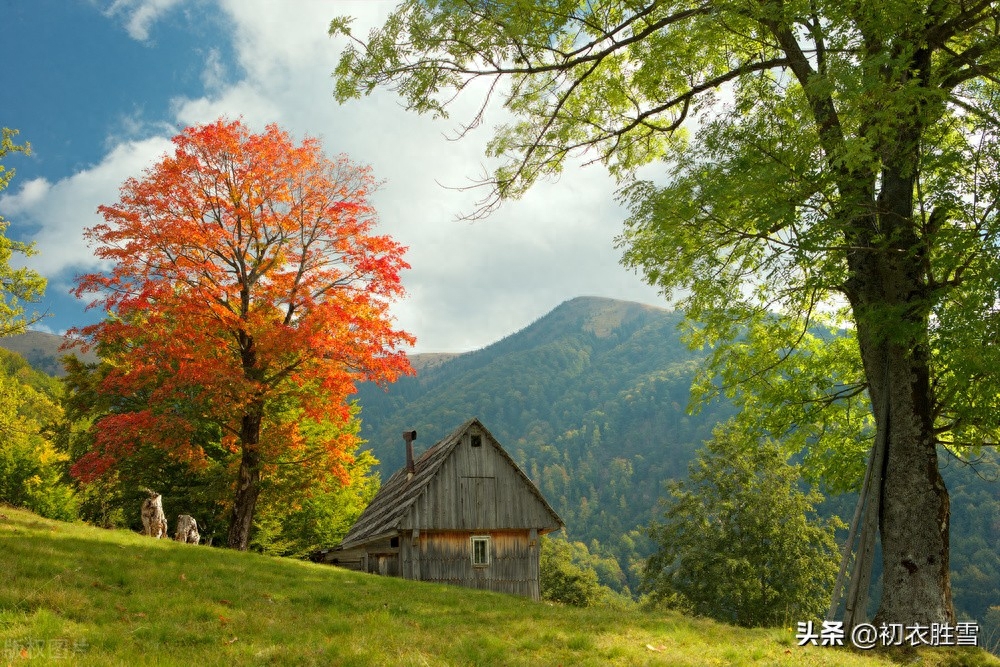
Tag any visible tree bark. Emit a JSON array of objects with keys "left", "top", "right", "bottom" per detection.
[
  {"left": 227, "top": 325, "right": 266, "bottom": 551},
  {"left": 227, "top": 409, "right": 264, "bottom": 550},
  {"left": 844, "top": 160, "right": 954, "bottom": 624},
  {"left": 855, "top": 329, "right": 954, "bottom": 625}
]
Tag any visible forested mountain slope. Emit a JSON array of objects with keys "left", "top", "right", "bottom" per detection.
[
  {"left": 355, "top": 297, "right": 1000, "bottom": 621},
  {"left": 354, "top": 296, "right": 736, "bottom": 589},
  {"left": 0, "top": 330, "right": 98, "bottom": 376},
  {"left": 4, "top": 298, "right": 995, "bottom": 623}
]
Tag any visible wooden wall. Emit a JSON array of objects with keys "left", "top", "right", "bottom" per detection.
[
  {"left": 335, "top": 423, "right": 559, "bottom": 600},
  {"left": 402, "top": 427, "right": 560, "bottom": 533},
  {"left": 314, "top": 545, "right": 367, "bottom": 571},
  {"left": 401, "top": 529, "right": 541, "bottom": 600}
]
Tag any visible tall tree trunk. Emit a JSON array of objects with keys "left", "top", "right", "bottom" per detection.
[
  {"left": 228, "top": 327, "right": 264, "bottom": 551},
  {"left": 227, "top": 408, "right": 263, "bottom": 550},
  {"left": 855, "top": 329, "right": 954, "bottom": 625},
  {"left": 845, "top": 161, "right": 954, "bottom": 624}
]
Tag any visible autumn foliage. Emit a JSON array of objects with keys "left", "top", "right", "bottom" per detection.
[{"left": 71, "top": 119, "right": 413, "bottom": 549}]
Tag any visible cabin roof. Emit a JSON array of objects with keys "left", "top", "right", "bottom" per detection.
[{"left": 339, "top": 417, "right": 562, "bottom": 548}]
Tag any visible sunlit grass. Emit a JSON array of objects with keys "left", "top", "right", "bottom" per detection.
[{"left": 1, "top": 505, "right": 996, "bottom": 666}]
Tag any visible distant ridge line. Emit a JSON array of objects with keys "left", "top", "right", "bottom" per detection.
[
  {"left": 407, "top": 296, "right": 671, "bottom": 364},
  {"left": 0, "top": 330, "right": 100, "bottom": 376}
]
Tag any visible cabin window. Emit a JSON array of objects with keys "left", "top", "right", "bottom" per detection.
[
  {"left": 471, "top": 536, "right": 491, "bottom": 567},
  {"left": 390, "top": 536, "right": 400, "bottom": 548},
  {"left": 471, "top": 434, "right": 482, "bottom": 448}
]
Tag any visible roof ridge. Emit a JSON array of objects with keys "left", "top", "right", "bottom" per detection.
[
  {"left": 337, "top": 417, "right": 562, "bottom": 549},
  {"left": 338, "top": 418, "right": 476, "bottom": 548}
]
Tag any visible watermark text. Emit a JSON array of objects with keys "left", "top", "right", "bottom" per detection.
[
  {"left": 2, "top": 638, "right": 89, "bottom": 661},
  {"left": 796, "top": 621, "right": 979, "bottom": 649}
]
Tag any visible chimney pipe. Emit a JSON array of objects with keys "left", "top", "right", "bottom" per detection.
[{"left": 403, "top": 430, "right": 417, "bottom": 476}]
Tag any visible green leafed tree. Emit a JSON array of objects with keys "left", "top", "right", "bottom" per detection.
[
  {"left": 0, "top": 128, "right": 46, "bottom": 337},
  {"left": 643, "top": 427, "right": 841, "bottom": 627},
  {"left": 331, "top": 0, "right": 1000, "bottom": 624},
  {"left": 0, "top": 348, "right": 77, "bottom": 521},
  {"left": 540, "top": 535, "right": 626, "bottom": 607},
  {"left": 248, "top": 412, "right": 381, "bottom": 558}
]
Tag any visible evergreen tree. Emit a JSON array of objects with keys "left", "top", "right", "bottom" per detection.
[{"left": 643, "top": 427, "right": 841, "bottom": 627}]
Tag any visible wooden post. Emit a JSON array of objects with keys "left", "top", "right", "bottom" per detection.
[
  {"left": 529, "top": 528, "right": 540, "bottom": 601},
  {"left": 410, "top": 502, "right": 421, "bottom": 581},
  {"left": 829, "top": 356, "right": 889, "bottom": 630}
]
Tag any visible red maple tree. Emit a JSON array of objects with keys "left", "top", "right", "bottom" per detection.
[{"left": 72, "top": 119, "right": 413, "bottom": 549}]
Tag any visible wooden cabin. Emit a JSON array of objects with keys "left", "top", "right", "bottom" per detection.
[{"left": 314, "top": 418, "right": 563, "bottom": 600}]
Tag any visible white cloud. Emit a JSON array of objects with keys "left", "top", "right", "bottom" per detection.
[
  {"left": 27, "top": 322, "right": 61, "bottom": 336},
  {"left": 201, "top": 48, "right": 228, "bottom": 92},
  {"left": 15, "top": 0, "right": 665, "bottom": 353},
  {"left": 102, "top": 0, "right": 186, "bottom": 42},
  {"left": 4, "top": 137, "right": 174, "bottom": 277},
  {"left": 0, "top": 177, "right": 50, "bottom": 214}
]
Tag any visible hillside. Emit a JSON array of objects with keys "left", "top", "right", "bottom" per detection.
[
  {"left": 408, "top": 352, "right": 463, "bottom": 372},
  {"left": 354, "top": 296, "right": 734, "bottom": 590},
  {"left": 0, "top": 330, "right": 99, "bottom": 376},
  {"left": 4, "top": 297, "right": 996, "bottom": 632},
  {"left": 0, "top": 506, "right": 979, "bottom": 666},
  {"left": 357, "top": 296, "right": 712, "bottom": 465},
  {"left": 353, "top": 296, "right": 1000, "bottom": 623}
]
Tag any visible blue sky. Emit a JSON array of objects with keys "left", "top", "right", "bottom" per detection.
[
  {"left": 1, "top": 0, "right": 664, "bottom": 352},
  {"left": 5, "top": 0, "right": 234, "bottom": 179}
]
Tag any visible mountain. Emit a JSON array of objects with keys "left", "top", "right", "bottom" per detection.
[
  {"left": 354, "top": 296, "right": 736, "bottom": 590},
  {"left": 6, "top": 299, "right": 995, "bottom": 621},
  {"left": 358, "top": 296, "right": 721, "bottom": 467},
  {"left": 0, "top": 330, "right": 99, "bottom": 376},
  {"left": 354, "top": 296, "right": 1000, "bottom": 621},
  {"left": 408, "top": 352, "right": 462, "bottom": 372}
]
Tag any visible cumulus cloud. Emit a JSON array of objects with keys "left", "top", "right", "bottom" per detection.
[
  {"left": 0, "top": 177, "right": 50, "bottom": 214},
  {"left": 14, "top": 1, "right": 664, "bottom": 352},
  {"left": 200, "top": 48, "right": 228, "bottom": 92},
  {"left": 4, "top": 136, "right": 174, "bottom": 277}
]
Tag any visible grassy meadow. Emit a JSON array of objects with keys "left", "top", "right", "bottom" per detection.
[{"left": 0, "top": 505, "right": 996, "bottom": 666}]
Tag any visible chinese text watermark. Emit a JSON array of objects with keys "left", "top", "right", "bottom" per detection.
[
  {"left": 796, "top": 620, "right": 979, "bottom": 649},
  {"left": 2, "top": 638, "right": 89, "bottom": 661}
]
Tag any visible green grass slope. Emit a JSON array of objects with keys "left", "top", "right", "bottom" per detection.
[{"left": 1, "top": 507, "right": 993, "bottom": 667}]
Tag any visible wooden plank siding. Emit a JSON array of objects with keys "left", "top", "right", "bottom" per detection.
[
  {"left": 311, "top": 544, "right": 368, "bottom": 570},
  {"left": 401, "top": 428, "right": 559, "bottom": 532},
  {"left": 401, "top": 530, "right": 540, "bottom": 600},
  {"left": 326, "top": 419, "right": 562, "bottom": 601}
]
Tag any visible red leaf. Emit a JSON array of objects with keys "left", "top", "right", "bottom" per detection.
[{"left": 72, "top": 117, "right": 415, "bottom": 543}]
